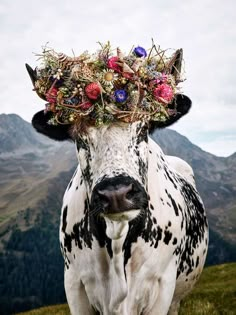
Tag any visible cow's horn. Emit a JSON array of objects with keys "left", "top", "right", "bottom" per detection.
[
  {"left": 25, "top": 63, "right": 38, "bottom": 86},
  {"left": 25, "top": 63, "right": 47, "bottom": 100},
  {"left": 170, "top": 49, "right": 183, "bottom": 81}
]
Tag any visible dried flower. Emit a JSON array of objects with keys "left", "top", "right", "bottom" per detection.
[
  {"left": 133, "top": 46, "right": 147, "bottom": 58},
  {"left": 114, "top": 89, "right": 128, "bottom": 103},
  {"left": 80, "top": 101, "right": 93, "bottom": 110},
  {"left": 153, "top": 84, "right": 174, "bottom": 104},
  {"left": 53, "top": 69, "right": 63, "bottom": 80},
  {"left": 107, "top": 56, "right": 121, "bottom": 72},
  {"left": 46, "top": 87, "right": 58, "bottom": 103},
  {"left": 85, "top": 83, "right": 101, "bottom": 100},
  {"left": 29, "top": 41, "right": 184, "bottom": 126}
]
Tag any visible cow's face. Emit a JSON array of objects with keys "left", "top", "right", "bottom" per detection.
[
  {"left": 75, "top": 121, "right": 149, "bottom": 217},
  {"left": 32, "top": 94, "right": 191, "bottom": 219}
]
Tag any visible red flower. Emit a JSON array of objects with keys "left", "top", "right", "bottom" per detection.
[
  {"left": 46, "top": 87, "right": 58, "bottom": 103},
  {"left": 123, "top": 72, "right": 133, "bottom": 79},
  {"left": 153, "top": 84, "right": 174, "bottom": 104},
  {"left": 80, "top": 101, "right": 93, "bottom": 110},
  {"left": 85, "top": 83, "right": 101, "bottom": 100},
  {"left": 107, "top": 56, "right": 122, "bottom": 72}
]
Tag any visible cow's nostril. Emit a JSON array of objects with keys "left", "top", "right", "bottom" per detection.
[
  {"left": 98, "top": 184, "right": 133, "bottom": 200},
  {"left": 126, "top": 184, "right": 141, "bottom": 200},
  {"left": 96, "top": 183, "right": 133, "bottom": 213},
  {"left": 97, "top": 192, "right": 109, "bottom": 204}
]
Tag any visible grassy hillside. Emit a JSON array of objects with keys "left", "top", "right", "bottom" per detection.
[
  {"left": 179, "top": 263, "right": 236, "bottom": 315},
  {"left": 17, "top": 263, "right": 236, "bottom": 315}
]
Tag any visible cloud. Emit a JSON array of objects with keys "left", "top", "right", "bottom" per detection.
[{"left": 0, "top": 0, "right": 235, "bottom": 156}]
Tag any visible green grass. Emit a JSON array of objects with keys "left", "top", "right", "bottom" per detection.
[
  {"left": 0, "top": 213, "right": 13, "bottom": 223},
  {"left": 17, "top": 263, "right": 236, "bottom": 315},
  {"left": 179, "top": 263, "right": 236, "bottom": 315},
  {"left": 16, "top": 304, "right": 70, "bottom": 315}
]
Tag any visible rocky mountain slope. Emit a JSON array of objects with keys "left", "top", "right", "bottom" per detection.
[
  {"left": 0, "top": 114, "right": 76, "bottom": 231},
  {"left": 0, "top": 114, "right": 235, "bottom": 315}
]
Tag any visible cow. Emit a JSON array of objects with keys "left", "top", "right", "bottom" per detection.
[
  {"left": 27, "top": 46, "right": 208, "bottom": 314},
  {"left": 30, "top": 95, "right": 208, "bottom": 315}
]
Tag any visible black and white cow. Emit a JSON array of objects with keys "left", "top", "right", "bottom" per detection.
[{"left": 31, "top": 94, "right": 208, "bottom": 315}]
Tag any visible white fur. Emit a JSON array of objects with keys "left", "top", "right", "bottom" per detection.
[{"left": 60, "top": 127, "right": 208, "bottom": 315}]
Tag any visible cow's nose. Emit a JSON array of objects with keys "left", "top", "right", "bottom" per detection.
[
  {"left": 90, "top": 176, "right": 148, "bottom": 214},
  {"left": 97, "top": 183, "right": 133, "bottom": 213}
]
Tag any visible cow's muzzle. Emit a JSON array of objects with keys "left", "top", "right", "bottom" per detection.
[{"left": 90, "top": 176, "right": 148, "bottom": 217}]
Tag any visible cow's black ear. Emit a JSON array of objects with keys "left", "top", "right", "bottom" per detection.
[
  {"left": 149, "top": 94, "right": 191, "bottom": 133},
  {"left": 32, "top": 111, "right": 72, "bottom": 141}
]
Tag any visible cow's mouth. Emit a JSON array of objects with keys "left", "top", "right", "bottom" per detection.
[
  {"left": 101, "top": 209, "right": 140, "bottom": 222},
  {"left": 101, "top": 210, "right": 141, "bottom": 240}
]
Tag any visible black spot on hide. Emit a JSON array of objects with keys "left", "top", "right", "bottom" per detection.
[
  {"left": 164, "top": 166, "right": 178, "bottom": 189},
  {"left": 172, "top": 237, "right": 177, "bottom": 245},
  {"left": 175, "top": 178, "right": 208, "bottom": 278},
  {"left": 62, "top": 200, "right": 113, "bottom": 259},
  {"left": 165, "top": 189, "right": 179, "bottom": 216},
  {"left": 62, "top": 206, "right": 68, "bottom": 233},
  {"left": 136, "top": 123, "right": 148, "bottom": 145},
  {"left": 163, "top": 230, "right": 172, "bottom": 245},
  {"left": 67, "top": 180, "right": 73, "bottom": 191}
]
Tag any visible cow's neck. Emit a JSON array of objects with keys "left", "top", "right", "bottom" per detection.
[{"left": 108, "top": 227, "right": 129, "bottom": 312}]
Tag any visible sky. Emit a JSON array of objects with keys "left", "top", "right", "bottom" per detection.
[{"left": 0, "top": 0, "right": 235, "bottom": 157}]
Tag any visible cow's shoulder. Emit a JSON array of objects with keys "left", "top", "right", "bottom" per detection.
[
  {"left": 148, "top": 137, "right": 196, "bottom": 188},
  {"left": 165, "top": 156, "right": 196, "bottom": 188}
]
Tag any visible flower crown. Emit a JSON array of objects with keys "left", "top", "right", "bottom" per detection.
[{"left": 27, "top": 41, "right": 184, "bottom": 126}]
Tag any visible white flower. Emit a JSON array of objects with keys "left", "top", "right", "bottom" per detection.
[{"left": 53, "top": 69, "right": 63, "bottom": 80}]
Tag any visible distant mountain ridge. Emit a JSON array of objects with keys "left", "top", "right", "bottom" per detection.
[
  {"left": 0, "top": 113, "right": 235, "bottom": 315},
  {"left": 0, "top": 114, "right": 48, "bottom": 154}
]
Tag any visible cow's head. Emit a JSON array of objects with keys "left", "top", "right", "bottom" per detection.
[
  {"left": 31, "top": 94, "right": 191, "bottom": 221},
  {"left": 27, "top": 45, "right": 191, "bottom": 223}
]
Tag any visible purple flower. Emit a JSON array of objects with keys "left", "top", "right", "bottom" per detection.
[
  {"left": 133, "top": 46, "right": 147, "bottom": 58},
  {"left": 114, "top": 89, "right": 128, "bottom": 103}
]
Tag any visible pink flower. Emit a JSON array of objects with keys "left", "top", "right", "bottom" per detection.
[
  {"left": 80, "top": 101, "right": 93, "bottom": 110},
  {"left": 153, "top": 84, "right": 174, "bottom": 104},
  {"left": 150, "top": 74, "right": 168, "bottom": 87},
  {"left": 46, "top": 87, "right": 58, "bottom": 104},
  {"left": 107, "top": 56, "right": 121, "bottom": 72},
  {"left": 85, "top": 82, "right": 101, "bottom": 100},
  {"left": 161, "top": 74, "right": 168, "bottom": 83}
]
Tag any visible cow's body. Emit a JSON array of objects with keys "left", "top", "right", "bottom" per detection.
[
  {"left": 28, "top": 51, "right": 208, "bottom": 313},
  {"left": 60, "top": 135, "right": 208, "bottom": 315},
  {"left": 27, "top": 43, "right": 208, "bottom": 314}
]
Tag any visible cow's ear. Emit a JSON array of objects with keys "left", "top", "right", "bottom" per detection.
[
  {"left": 32, "top": 111, "right": 72, "bottom": 141},
  {"left": 149, "top": 94, "right": 191, "bottom": 133}
]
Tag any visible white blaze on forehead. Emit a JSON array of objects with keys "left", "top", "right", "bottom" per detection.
[{"left": 77, "top": 122, "right": 148, "bottom": 189}]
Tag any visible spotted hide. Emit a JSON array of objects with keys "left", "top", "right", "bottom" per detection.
[{"left": 32, "top": 95, "right": 208, "bottom": 315}]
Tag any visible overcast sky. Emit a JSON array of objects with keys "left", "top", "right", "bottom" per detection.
[{"left": 0, "top": 0, "right": 235, "bottom": 156}]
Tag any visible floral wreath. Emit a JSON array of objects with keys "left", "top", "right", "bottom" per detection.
[{"left": 27, "top": 41, "right": 184, "bottom": 126}]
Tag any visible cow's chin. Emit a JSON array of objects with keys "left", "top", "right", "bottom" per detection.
[
  {"left": 102, "top": 209, "right": 140, "bottom": 221},
  {"left": 101, "top": 209, "right": 140, "bottom": 240}
]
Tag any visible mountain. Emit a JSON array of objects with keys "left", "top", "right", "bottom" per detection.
[
  {"left": 0, "top": 114, "right": 235, "bottom": 315},
  {"left": 0, "top": 114, "right": 77, "bottom": 235},
  {"left": 0, "top": 114, "right": 49, "bottom": 154}
]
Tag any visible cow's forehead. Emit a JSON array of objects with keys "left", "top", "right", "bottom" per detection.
[{"left": 77, "top": 120, "right": 148, "bottom": 144}]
